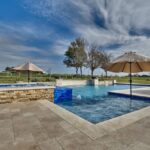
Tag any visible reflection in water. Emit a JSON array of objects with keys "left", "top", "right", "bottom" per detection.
[{"left": 77, "top": 95, "right": 81, "bottom": 100}]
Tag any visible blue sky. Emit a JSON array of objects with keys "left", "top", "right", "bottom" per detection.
[{"left": 0, "top": 0, "right": 150, "bottom": 75}]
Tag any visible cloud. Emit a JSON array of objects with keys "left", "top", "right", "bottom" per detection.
[
  {"left": 50, "top": 39, "right": 71, "bottom": 56},
  {"left": 22, "top": 0, "right": 74, "bottom": 24},
  {"left": 0, "top": 22, "right": 53, "bottom": 42},
  {"left": 1, "top": 0, "right": 150, "bottom": 73},
  {"left": 18, "top": 0, "right": 150, "bottom": 74},
  {"left": 0, "top": 22, "right": 54, "bottom": 70},
  {"left": 0, "top": 21, "right": 74, "bottom": 72},
  {"left": 22, "top": 0, "right": 150, "bottom": 57}
]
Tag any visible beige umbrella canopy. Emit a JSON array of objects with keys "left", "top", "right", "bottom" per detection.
[
  {"left": 108, "top": 52, "right": 150, "bottom": 73},
  {"left": 13, "top": 62, "right": 45, "bottom": 82},
  {"left": 13, "top": 62, "right": 44, "bottom": 73},
  {"left": 107, "top": 51, "right": 150, "bottom": 97}
]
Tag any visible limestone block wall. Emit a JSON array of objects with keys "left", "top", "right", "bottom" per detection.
[
  {"left": 56, "top": 79, "right": 89, "bottom": 86},
  {"left": 56, "top": 79, "right": 114, "bottom": 86},
  {"left": 99, "top": 80, "right": 114, "bottom": 85},
  {"left": 0, "top": 87, "right": 54, "bottom": 104}
]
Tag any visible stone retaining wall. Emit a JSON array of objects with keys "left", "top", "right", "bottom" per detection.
[
  {"left": 0, "top": 88, "right": 54, "bottom": 104},
  {"left": 56, "top": 79, "right": 89, "bottom": 86},
  {"left": 56, "top": 79, "right": 114, "bottom": 86}
]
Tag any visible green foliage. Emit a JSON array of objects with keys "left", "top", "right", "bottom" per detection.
[
  {"left": 0, "top": 72, "right": 56, "bottom": 83},
  {"left": 5, "top": 66, "right": 14, "bottom": 71},
  {"left": 114, "top": 76, "right": 150, "bottom": 84},
  {"left": 63, "top": 37, "right": 114, "bottom": 78},
  {"left": 63, "top": 38, "right": 87, "bottom": 75},
  {"left": 0, "top": 72, "right": 149, "bottom": 84}
]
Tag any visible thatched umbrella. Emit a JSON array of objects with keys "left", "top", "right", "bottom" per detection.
[
  {"left": 13, "top": 62, "right": 45, "bottom": 82},
  {"left": 107, "top": 51, "right": 150, "bottom": 97}
]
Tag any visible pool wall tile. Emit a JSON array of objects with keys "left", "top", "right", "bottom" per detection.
[{"left": 54, "top": 87, "right": 72, "bottom": 103}]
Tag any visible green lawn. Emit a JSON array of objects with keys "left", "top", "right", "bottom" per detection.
[
  {"left": 115, "top": 76, "right": 150, "bottom": 84},
  {"left": 0, "top": 72, "right": 149, "bottom": 84},
  {"left": 0, "top": 73, "right": 55, "bottom": 83}
]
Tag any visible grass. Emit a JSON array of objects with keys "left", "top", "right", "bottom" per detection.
[
  {"left": 0, "top": 72, "right": 55, "bottom": 83},
  {"left": 0, "top": 72, "right": 149, "bottom": 84},
  {"left": 0, "top": 73, "right": 91, "bottom": 83},
  {"left": 115, "top": 76, "right": 150, "bottom": 84}
]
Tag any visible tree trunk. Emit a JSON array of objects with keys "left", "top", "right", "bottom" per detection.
[
  {"left": 91, "top": 69, "right": 94, "bottom": 78},
  {"left": 80, "top": 67, "right": 82, "bottom": 76},
  {"left": 75, "top": 67, "right": 79, "bottom": 76},
  {"left": 105, "top": 70, "right": 108, "bottom": 78}
]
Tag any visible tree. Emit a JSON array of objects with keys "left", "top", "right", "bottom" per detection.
[
  {"left": 75, "top": 38, "right": 87, "bottom": 76},
  {"left": 86, "top": 45, "right": 103, "bottom": 78},
  {"left": 101, "top": 51, "right": 112, "bottom": 78},
  {"left": 5, "top": 66, "right": 14, "bottom": 72},
  {"left": 63, "top": 46, "right": 79, "bottom": 75},
  {"left": 63, "top": 38, "right": 87, "bottom": 76}
]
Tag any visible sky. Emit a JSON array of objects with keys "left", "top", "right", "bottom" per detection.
[{"left": 0, "top": 0, "right": 150, "bottom": 75}]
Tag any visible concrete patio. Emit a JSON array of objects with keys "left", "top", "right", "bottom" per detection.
[{"left": 0, "top": 100, "right": 150, "bottom": 150}]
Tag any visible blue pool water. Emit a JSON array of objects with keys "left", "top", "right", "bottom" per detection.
[
  {"left": 57, "top": 85, "right": 150, "bottom": 124},
  {"left": 0, "top": 83, "right": 46, "bottom": 88}
]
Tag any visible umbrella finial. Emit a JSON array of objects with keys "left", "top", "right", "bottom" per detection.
[{"left": 26, "top": 59, "right": 31, "bottom": 64}]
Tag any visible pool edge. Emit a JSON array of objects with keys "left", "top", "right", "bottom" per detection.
[{"left": 39, "top": 100, "right": 150, "bottom": 140}]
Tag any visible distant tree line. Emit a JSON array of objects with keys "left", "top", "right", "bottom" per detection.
[
  {"left": 5, "top": 66, "right": 14, "bottom": 72},
  {"left": 63, "top": 37, "right": 112, "bottom": 78}
]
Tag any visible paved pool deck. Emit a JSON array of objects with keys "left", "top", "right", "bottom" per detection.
[{"left": 0, "top": 100, "right": 150, "bottom": 150}]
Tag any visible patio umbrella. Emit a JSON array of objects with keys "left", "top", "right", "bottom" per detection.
[
  {"left": 13, "top": 62, "right": 45, "bottom": 82},
  {"left": 107, "top": 51, "right": 150, "bottom": 97}
]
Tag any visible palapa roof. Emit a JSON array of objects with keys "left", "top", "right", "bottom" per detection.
[{"left": 13, "top": 62, "right": 44, "bottom": 73}]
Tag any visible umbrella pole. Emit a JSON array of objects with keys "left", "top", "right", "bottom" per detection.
[
  {"left": 129, "top": 62, "right": 132, "bottom": 98},
  {"left": 129, "top": 62, "right": 132, "bottom": 109}
]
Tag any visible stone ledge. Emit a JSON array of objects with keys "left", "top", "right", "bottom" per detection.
[
  {"left": 0, "top": 86, "right": 55, "bottom": 92},
  {"left": 0, "top": 87, "right": 54, "bottom": 104}
]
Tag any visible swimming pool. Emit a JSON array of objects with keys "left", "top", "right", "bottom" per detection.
[
  {"left": 57, "top": 85, "right": 150, "bottom": 124},
  {"left": 0, "top": 83, "right": 47, "bottom": 88}
]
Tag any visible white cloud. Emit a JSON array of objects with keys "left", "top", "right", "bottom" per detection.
[
  {"left": 0, "top": 22, "right": 53, "bottom": 41},
  {"left": 50, "top": 39, "right": 71, "bottom": 56},
  {"left": 22, "top": 0, "right": 150, "bottom": 56},
  {"left": 1, "top": 0, "right": 150, "bottom": 73},
  {"left": 0, "top": 22, "right": 54, "bottom": 70},
  {"left": 18, "top": 0, "right": 150, "bottom": 74}
]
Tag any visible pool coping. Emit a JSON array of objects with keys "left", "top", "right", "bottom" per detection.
[
  {"left": 39, "top": 100, "right": 150, "bottom": 140},
  {"left": 116, "top": 82, "right": 150, "bottom": 86},
  {"left": 108, "top": 87, "right": 150, "bottom": 99},
  {"left": 0, "top": 86, "right": 55, "bottom": 92}
]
